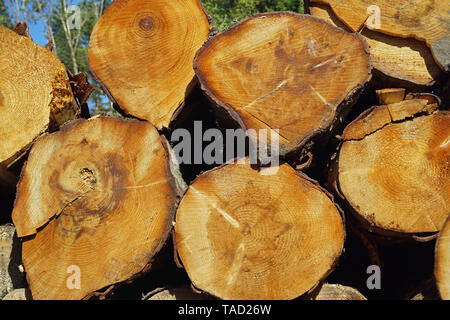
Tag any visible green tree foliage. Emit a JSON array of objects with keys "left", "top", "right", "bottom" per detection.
[
  {"left": 203, "top": 0, "right": 304, "bottom": 31},
  {"left": 1, "top": 0, "right": 34, "bottom": 27},
  {"left": 0, "top": 1, "right": 11, "bottom": 28},
  {"left": 50, "top": 0, "right": 115, "bottom": 115},
  {"left": 1, "top": 0, "right": 305, "bottom": 114},
  {"left": 50, "top": 1, "right": 109, "bottom": 73}
]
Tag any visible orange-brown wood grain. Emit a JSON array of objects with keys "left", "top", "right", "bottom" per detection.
[
  {"left": 88, "top": 0, "right": 211, "bottom": 129},
  {"left": 175, "top": 161, "right": 345, "bottom": 300},
  {"left": 194, "top": 13, "right": 371, "bottom": 156},
  {"left": 13, "top": 117, "right": 181, "bottom": 299}
]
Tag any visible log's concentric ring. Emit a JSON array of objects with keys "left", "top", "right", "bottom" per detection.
[
  {"left": 338, "top": 101, "right": 449, "bottom": 235},
  {"left": 309, "top": 3, "right": 441, "bottom": 87},
  {"left": 0, "top": 26, "right": 73, "bottom": 166},
  {"left": 194, "top": 12, "right": 371, "bottom": 156},
  {"left": 313, "top": 0, "right": 450, "bottom": 70},
  {"left": 175, "top": 161, "right": 344, "bottom": 300},
  {"left": 12, "top": 117, "right": 179, "bottom": 300},
  {"left": 88, "top": 0, "right": 211, "bottom": 129},
  {"left": 315, "top": 284, "right": 367, "bottom": 300}
]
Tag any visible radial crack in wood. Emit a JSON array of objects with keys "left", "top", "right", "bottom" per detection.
[
  {"left": 309, "top": 2, "right": 442, "bottom": 87},
  {"left": 12, "top": 117, "right": 181, "bottom": 300},
  {"left": 313, "top": 0, "right": 450, "bottom": 70},
  {"left": 88, "top": 0, "right": 211, "bottom": 129},
  {"left": 194, "top": 12, "right": 371, "bottom": 157},
  {"left": 175, "top": 161, "right": 345, "bottom": 300},
  {"left": 338, "top": 99, "right": 449, "bottom": 235}
]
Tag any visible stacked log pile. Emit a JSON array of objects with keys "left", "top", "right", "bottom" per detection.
[
  {"left": 309, "top": 1, "right": 448, "bottom": 88},
  {"left": 0, "top": 0, "right": 448, "bottom": 300}
]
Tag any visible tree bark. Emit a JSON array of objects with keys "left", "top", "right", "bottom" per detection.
[
  {"left": 0, "top": 25, "right": 79, "bottom": 190},
  {"left": 194, "top": 12, "right": 372, "bottom": 160},
  {"left": 88, "top": 0, "right": 212, "bottom": 130},
  {"left": 12, "top": 117, "right": 185, "bottom": 300},
  {"left": 0, "top": 224, "right": 25, "bottom": 299},
  {"left": 174, "top": 161, "right": 345, "bottom": 300},
  {"left": 308, "top": 2, "right": 443, "bottom": 89}
]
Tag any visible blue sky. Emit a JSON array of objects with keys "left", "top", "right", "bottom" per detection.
[
  {"left": 29, "top": 20, "right": 46, "bottom": 46},
  {"left": 6, "top": 0, "right": 82, "bottom": 47}
]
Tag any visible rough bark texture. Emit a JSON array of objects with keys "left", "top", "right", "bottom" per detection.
[
  {"left": 12, "top": 117, "right": 184, "bottom": 300},
  {"left": 309, "top": 2, "right": 442, "bottom": 88},
  {"left": 175, "top": 161, "right": 345, "bottom": 300},
  {"left": 88, "top": 0, "right": 212, "bottom": 130},
  {"left": 0, "top": 224, "right": 25, "bottom": 299},
  {"left": 194, "top": 12, "right": 372, "bottom": 159}
]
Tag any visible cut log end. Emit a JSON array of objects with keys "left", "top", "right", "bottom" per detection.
[
  {"left": 436, "top": 217, "right": 450, "bottom": 300},
  {"left": 1, "top": 288, "right": 28, "bottom": 300},
  {"left": 175, "top": 161, "right": 344, "bottom": 300},
  {"left": 12, "top": 22, "right": 31, "bottom": 38},
  {"left": 145, "top": 287, "right": 213, "bottom": 300},
  {"left": 338, "top": 98, "right": 449, "bottom": 235},
  {"left": 313, "top": 0, "right": 450, "bottom": 70},
  {"left": 88, "top": 0, "right": 211, "bottom": 129},
  {"left": 12, "top": 117, "right": 180, "bottom": 299},
  {"left": 376, "top": 88, "right": 406, "bottom": 105},
  {"left": 194, "top": 12, "right": 371, "bottom": 156},
  {"left": 309, "top": 2, "right": 442, "bottom": 87},
  {"left": 0, "top": 26, "right": 75, "bottom": 174},
  {"left": 314, "top": 284, "right": 367, "bottom": 300},
  {"left": 0, "top": 224, "right": 18, "bottom": 299}
]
